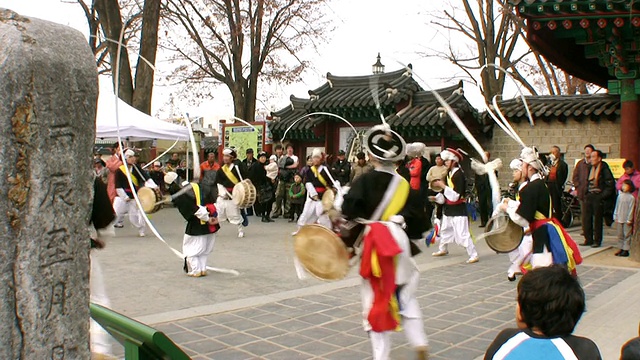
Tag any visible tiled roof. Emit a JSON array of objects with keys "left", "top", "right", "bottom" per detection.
[
  {"left": 386, "top": 81, "right": 478, "bottom": 128},
  {"left": 306, "top": 66, "right": 421, "bottom": 110},
  {"left": 491, "top": 94, "right": 619, "bottom": 123}
]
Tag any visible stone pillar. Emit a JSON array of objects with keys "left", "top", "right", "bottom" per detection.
[
  {"left": 619, "top": 80, "right": 640, "bottom": 168},
  {"left": 0, "top": 9, "right": 97, "bottom": 359}
]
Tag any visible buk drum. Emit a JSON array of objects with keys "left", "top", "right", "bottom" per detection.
[
  {"left": 138, "top": 187, "right": 162, "bottom": 214},
  {"left": 232, "top": 180, "right": 257, "bottom": 208},
  {"left": 321, "top": 189, "right": 335, "bottom": 212},
  {"left": 294, "top": 224, "right": 351, "bottom": 281},
  {"left": 482, "top": 214, "right": 524, "bottom": 253}
]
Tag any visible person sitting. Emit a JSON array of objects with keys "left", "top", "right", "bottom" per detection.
[
  {"left": 620, "top": 324, "right": 640, "bottom": 360},
  {"left": 484, "top": 265, "right": 601, "bottom": 360}
]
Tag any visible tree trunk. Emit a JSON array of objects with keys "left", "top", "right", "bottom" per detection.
[
  {"left": 132, "top": 0, "right": 161, "bottom": 115},
  {"left": 231, "top": 84, "right": 247, "bottom": 121},
  {"left": 0, "top": 9, "right": 97, "bottom": 358},
  {"left": 94, "top": 0, "right": 134, "bottom": 105}
]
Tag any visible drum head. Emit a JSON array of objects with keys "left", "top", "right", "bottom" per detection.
[
  {"left": 232, "top": 182, "right": 246, "bottom": 206},
  {"left": 137, "top": 187, "right": 157, "bottom": 213},
  {"left": 484, "top": 215, "right": 524, "bottom": 253},
  {"left": 321, "top": 189, "right": 335, "bottom": 212},
  {"left": 294, "top": 224, "right": 350, "bottom": 281}
]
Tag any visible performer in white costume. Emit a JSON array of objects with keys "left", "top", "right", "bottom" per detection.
[
  {"left": 165, "top": 172, "right": 220, "bottom": 277},
  {"left": 113, "top": 149, "right": 147, "bottom": 237},
  {"left": 431, "top": 148, "right": 479, "bottom": 263},
  {"left": 215, "top": 148, "right": 247, "bottom": 238},
  {"left": 341, "top": 125, "right": 429, "bottom": 360},
  {"left": 295, "top": 148, "right": 340, "bottom": 232},
  {"left": 501, "top": 158, "right": 533, "bottom": 281}
]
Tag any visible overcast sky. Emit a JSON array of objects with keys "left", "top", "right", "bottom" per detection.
[{"left": 0, "top": 0, "right": 490, "bottom": 124}]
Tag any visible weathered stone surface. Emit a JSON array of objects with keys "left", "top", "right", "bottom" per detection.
[{"left": 0, "top": 8, "right": 97, "bottom": 359}]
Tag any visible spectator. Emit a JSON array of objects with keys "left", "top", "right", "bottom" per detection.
[
  {"left": 288, "top": 173, "right": 305, "bottom": 223},
  {"left": 94, "top": 158, "right": 109, "bottom": 185},
  {"left": 582, "top": 150, "right": 615, "bottom": 248},
  {"left": 249, "top": 151, "right": 274, "bottom": 223},
  {"left": 620, "top": 326, "right": 640, "bottom": 360},
  {"left": 266, "top": 155, "right": 279, "bottom": 181},
  {"left": 242, "top": 148, "right": 256, "bottom": 169},
  {"left": 614, "top": 180, "right": 636, "bottom": 257},
  {"left": 166, "top": 153, "right": 180, "bottom": 168},
  {"left": 573, "top": 144, "right": 594, "bottom": 230},
  {"left": 272, "top": 144, "right": 299, "bottom": 219},
  {"left": 616, "top": 160, "right": 640, "bottom": 199},
  {"left": 484, "top": 266, "right": 601, "bottom": 360},
  {"left": 330, "top": 150, "right": 351, "bottom": 185},
  {"left": 105, "top": 142, "right": 124, "bottom": 203},
  {"left": 149, "top": 161, "right": 166, "bottom": 194},
  {"left": 547, "top": 146, "right": 569, "bottom": 221},
  {"left": 350, "top": 152, "right": 373, "bottom": 183},
  {"left": 427, "top": 154, "right": 448, "bottom": 222},
  {"left": 200, "top": 152, "right": 220, "bottom": 204},
  {"left": 474, "top": 151, "right": 494, "bottom": 227},
  {"left": 299, "top": 155, "right": 313, "bottom": 180}
]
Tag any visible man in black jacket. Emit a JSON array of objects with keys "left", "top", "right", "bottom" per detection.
[
  {"left": 546, "top": 146, "right": 569, "bottom": 221},
  {"left": 330, "top": 150, "right": 351, "bottom": 185},
  {"left": 582, "top": 150, "right": 615, "bottom": 248}
]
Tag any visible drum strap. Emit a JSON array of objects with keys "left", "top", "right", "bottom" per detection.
[
  {"left": 191, "top": 183, "right": 206, "bottom": 225},
  {"left": 310, "top": 166, "right": 328, "bottom": 188},
  {"left": 119, "top": 165, "right": 139, "bottom": 187},
  {"left": 222, "top": 164, "right": 240, "bottom": 184}
]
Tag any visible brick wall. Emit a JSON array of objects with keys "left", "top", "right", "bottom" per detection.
[{"left": 483, "top": 118, "right": 620, "bottom": 188}]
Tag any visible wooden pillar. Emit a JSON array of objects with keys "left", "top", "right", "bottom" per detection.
[{"left": 620, "top": 80, "right": 640, "bottom": 167}]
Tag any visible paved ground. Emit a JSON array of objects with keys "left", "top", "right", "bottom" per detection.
[{"left": 98, "top": 207, "right": 638, "bottom": 359}]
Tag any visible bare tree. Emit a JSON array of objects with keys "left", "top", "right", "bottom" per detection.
[
  {"left": 163, "top": 0, "right": 330, "bottom": 122},
  {"left": 428, "top": 0, "right": 593, "bottom": 102},
  {"left": 74, "top": 0, "right": 161, "bottom": 115}
]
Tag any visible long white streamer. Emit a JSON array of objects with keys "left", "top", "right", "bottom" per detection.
[
  {"left": 280, "top": 112, "right": 359, "bottom": 144},
  {"left": 479, "top": 63, "right": 535, "bottom": 127}
]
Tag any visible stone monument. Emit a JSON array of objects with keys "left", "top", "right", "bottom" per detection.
[{"left": 0, "top": 8, "right": 98, "bottom": 359}]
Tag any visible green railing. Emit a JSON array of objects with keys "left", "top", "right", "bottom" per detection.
[{"left": 90, "top": 303, "right": 191, "bottom": 360}]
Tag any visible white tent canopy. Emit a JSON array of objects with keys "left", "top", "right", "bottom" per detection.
[{"left": 96, "top": 92, "right": 190, "bottom": 141}]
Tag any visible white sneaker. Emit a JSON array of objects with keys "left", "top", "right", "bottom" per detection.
[
  {"left": 466, "top": 257, "right": 479, "bottom": 264},
  {"left": 291, "top": 231, "right": 299, "bottom": 236},
  {"left": 432, "top": 250, "right": 448, "bottom": 257},
  {"left": 238, "top": 231, "right": 244, "bottom": 238},
  {"left": 138, "top": 232, "right": 146, "bottom": 237}
]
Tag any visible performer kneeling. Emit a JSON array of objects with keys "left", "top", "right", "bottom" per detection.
[
  {"left": 499, "top": 147, "right": 582, "bottom": 275},
  {"left": 342, "top": 125, "right": 429, "bottom": 360},
  {"left": 165, "top": 172, "right": 220, "bottom": 277},
  {"left": 431, "top": 148, "right": 479, "bottom": 264},
  {"left": 295, "top": 148, "right": 340, "bottom": 233}
]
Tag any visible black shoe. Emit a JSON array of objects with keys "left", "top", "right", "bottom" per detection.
[
  {"left": 621, "top": 250, "right": 630, "bottom": 257},
  {"left": 479, "top": 224, "right": 486, "bottom": 228},
  {"left": 591, "top": 243, "right": 601, "bottom": 248},
  {"left": 615, "top": 249, "right": 623, "bottom": 256},
  {"left": 271, "top": 214, "right": 280, "bottom": 219},
  {"left": 580, "top": 242, "right": 592, "bottom": 246},
  {"left": 508, "top": 275, "right": 516, "bottom": 282}
]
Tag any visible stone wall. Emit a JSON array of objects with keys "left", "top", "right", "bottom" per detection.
[{"left": 484, "top": 118, "right": 621, "bottom": 188}]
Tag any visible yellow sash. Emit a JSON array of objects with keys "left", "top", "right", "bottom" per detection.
[
  {"left": 447, "top": 175, "right": 454, "bottom": 189},
  {"left": 381, "top": 178, "right": 410, "bottom": 221},
  {"left": 119, "top": 165, "right": 139, "bottom": 187},
  {"left": 222, "top": 164, "right": 240, "bottom": 185},
  {"left": 310, "top": 166, "right": 328, "bottom": 188},
  {"left": 192, "top": 183, "right": 206, "bottom": 225}
]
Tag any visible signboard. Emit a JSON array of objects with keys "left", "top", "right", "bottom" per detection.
[
  {"left": 223, "top": 124, "right": 264, "bottom": 157},
  {"left": 604, "top": 158, "right": 626, "bottom": 179}
]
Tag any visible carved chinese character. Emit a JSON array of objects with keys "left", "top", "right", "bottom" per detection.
[
  {"left": 46, "top": 282, "right": 66, "bottom": 319},
  {"left": 40, "top": 173, "right": 74, "bottom": 209},
  {"left": 52, "top": 345, "right": 64, "bottom": 360},
  {"left": 48, "top": 124, "right": 75, "bottom": 147},
  {"left": 40, "top": 228, "right": 73, "bottom": 267}
]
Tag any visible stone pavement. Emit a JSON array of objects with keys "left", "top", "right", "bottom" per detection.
[
  {"left": 131, "top": 263, "right": 634, "bottom": 360},
  {"left": 100, "top": 208, "right": 638, "bottom": 359}
]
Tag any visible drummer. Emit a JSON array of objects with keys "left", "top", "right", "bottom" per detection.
[
  {"left": 498, "top": 147, "right": 582, "bottom": 275},
  {"left": 342, "top": 125, "right": 429, "bottom": 360},
  {"left": 294, "top": 148, "right": 340, "bottom": 234},
  {"left": 113, "top": 149, "right": 147, "bottom": 237},
  {"left": 165, "top": 172, "right": 220, "bottom": 277},
  {"left": 215, "top": 148, "right": 248, "bottom": 238},
  {"left": 499, "top": 158, "right": 534, "bottom": 281}
]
